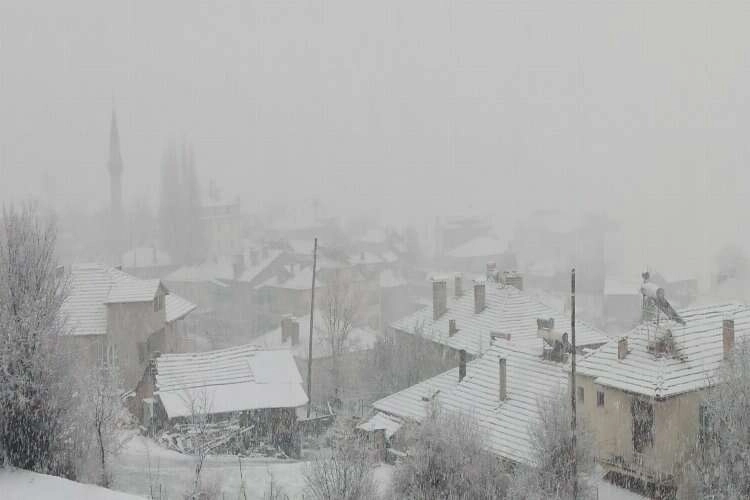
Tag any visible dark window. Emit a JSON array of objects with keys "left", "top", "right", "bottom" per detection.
[
  {"left": 597, "top": 390, "right": 605, "bottom": 408},
  {"left": 577, "top": 386, "right": 584, "bottom": 404},
  {"left": 632, "top": 398, "right": 654, "bottom": 453}
]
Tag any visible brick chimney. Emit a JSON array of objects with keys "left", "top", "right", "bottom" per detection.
[
  {"left": 498, "top": 358, "right": 507, "bottom": 401},
  {"left": 449, "top": 319, "right": 458, "bottom": 337},
  {"left": 474, "top": 280, "right": 486, "bottom": 314},
  {"left": 617, "top": 337, "right": 628, "bottom": 360},
  {"left": 433, "top": 278, "right": 448, "bottom": 320},
  {"left": 723, "top": 318, "right": 735, "bottom": 359},
  {"left": 459, "top": 349, "right": 467, "bottom": 382},
  {"left": 454, "top": 273, "right": 463, "bottom": 297}
]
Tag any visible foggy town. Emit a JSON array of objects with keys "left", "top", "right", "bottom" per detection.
[{"left": 2, "top": 1, "right": 750, "bottom": 499}]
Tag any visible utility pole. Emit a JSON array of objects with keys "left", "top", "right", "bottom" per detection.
[
  {"left": 571, "top": 267, "right": 578, "bottom": 499},
  {"left": 306, "top": 238, "right": 318, "bottom": 418}
]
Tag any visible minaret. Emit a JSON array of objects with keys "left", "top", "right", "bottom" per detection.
[{"left": 108, "top": 108, "right": 123, "bottom": 226}]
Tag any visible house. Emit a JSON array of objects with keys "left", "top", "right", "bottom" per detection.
[
  {"left": 390, "top": 273, "right": 609, "bottom": 359},
  {"left": 151, "top": 344, "right": 308, "bottom": 457},
  {"left": 576, "top": 302, "right": 750, "bottom": 491},
  {"left": 120, "top": 246, "right": 177, "bottom": 279},
  {"left": 443, "top": 235, "right": 515, "bottom": 275},
  {"left": 254, "top": 315, "right": 378, "bottom": 409},
  {"left": 60, "top": 264, "right": 196, "bottom": 390},
  {"left": 368, "top": 338, "right": 571, "bottom": 466}
]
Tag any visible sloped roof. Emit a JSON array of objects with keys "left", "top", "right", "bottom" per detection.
[
  {"left": 155, "top": 344, "right": 308, "bottom": 418},
  {"left": 391, "top": 282, "right": 609, "bottom": 356},
  {"left": 165, "top": 249, "right": 283, "bottom": 285},
  {"left": 105, "top": 278, "right": 163, "bottom": 303},
  {"left": 357, "top": 412, "right": 403, "bottom": 439},
  {"left": 373, "top": 367, "right": 463, "bottom": 421},
  {"left": 165, "top": 294, "right": 197, "bottom": 322},
  {"left": 577, "top": 303, "right": 750, "bottom": 399},
  {"left": 254, "top": 314, "right": 378, "bottom": 360},
  {"left": 373, "top": 340, "right": 569, "bottom": 465},
  {"left": 445, "top": 236, "right": 509, "bottom": 259},
  {"left": 61, "top": 264, "right": 195, "bottom": 336},
  {"left": 121, "top": 246, "right": 172, "bottom": 268},
  {"left": 255, "top": 265, "right": 321, "bottom": 290}
]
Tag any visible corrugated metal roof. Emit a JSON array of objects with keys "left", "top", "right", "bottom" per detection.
[
  {"left": 391, "top": 282, "right": 609, "bottom": 355},
  {"left": 155, "top": 344, "right": 308, "bottom": 418},
  {"left": 61, "top": 263, "right": 195, "bottom": 336},
  {"left": 577, "top": 303, "right": 750, "bottom": 399},
  {"left": 373, "top": 340, "right": 569, "bottom": 465}
]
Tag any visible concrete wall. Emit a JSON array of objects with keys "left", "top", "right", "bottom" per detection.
[{"left": 577, "top": 374, "right": 703, "bottom": 483}]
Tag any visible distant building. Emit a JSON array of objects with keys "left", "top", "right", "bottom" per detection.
[
  {"left": 121, "top": 246, "right": 177, "bottom": 279},
  {"left": 60, "top": 264, "right": 196, "bottom": 389},
  {"left": 201, "top": 197, "right": 243, "bottom": 259}
]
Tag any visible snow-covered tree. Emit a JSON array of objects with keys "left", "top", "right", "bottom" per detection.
[
  {"left": 507, "top": 387, "right": 596, "bottom": 500},
  {"left": 393, "top": 407, "right": 509, "bottom": 499},
  {"left": 303, "top": 418, "right": 377, "bottom": 500},
  {"left": 0, "top": 204, "right": 81, "bottom": 477},
  {"left": 680, "top": 339, "right": 750, "bottom": 499}
]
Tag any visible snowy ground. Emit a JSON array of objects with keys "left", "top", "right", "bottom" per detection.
[
  {"left": 109, "top": 432, "right": 646, "bottom": 500},
  {"left": 0, "top": 468, "right": 143, "bottom": 500}
]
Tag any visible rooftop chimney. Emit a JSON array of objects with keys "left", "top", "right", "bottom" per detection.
[
  {"left": 486, "top": 262, "right": 497, "bottom": 281},
  {"left": 474, "top": 280, "right": 486, "bottom": 314},
  {"left": 459, "top": 349, "right": 467, "bottom": 382},
  {"left": 723, "top": 318, "right": 735, "bottom": 359},
  {"left": 449, "top": 319, "right": 458, "bottom": 337},
  {"left": 499, "top": 358, "right": 507, "bottom": 401},
  {"left": 617, "top": 337, "right": 629, "bottom": 360},
  {"left": 281, "top": 315, "right": 297, "bottom": 344},
  {"left": 433, "top": 278, "right": 448, "bottom": 320},
  {"left": 454, "top": 273, "right": 463, "bottom": 297}
]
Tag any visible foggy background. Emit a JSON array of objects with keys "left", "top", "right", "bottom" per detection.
[{"left": 2, "top": 0, "right": 749, "bottom": 279}]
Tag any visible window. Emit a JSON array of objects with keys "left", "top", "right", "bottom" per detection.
[
  {"left": 597, "top": 390, "right": 605, "bottom": 408},
  {"left": 153, "top": 294, "right": 165, "bottom": 312},
  {"left": 632, "top": 398, "right": 654, "bottom": 453},
  {"left": 577, "top": 386, "right": 584, "bottom": 404}
]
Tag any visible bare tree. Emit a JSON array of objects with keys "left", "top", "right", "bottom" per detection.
[
  {"left": 181, "top": 388, "right": 214, "bottom": 499},
  {"left": 303, "top": 418, "right": 377, "bottom": 500},
  {"left": 0, "top": 204, "right": 83, "bottom": 478},
  {"left": 680, "top": 339, "right": 750, "bottom": 499},
  {"left": 82, "top": 365, "right": 126, "bottom": 487},
  {"left": 319, "top": 269, "right": 364, "bottom": 400},
  {"left": 393, "top": 407, "right": 508, "bottom": 500},
  {"left": 507, "top": 388, "right": 596, "bottom": 500}
]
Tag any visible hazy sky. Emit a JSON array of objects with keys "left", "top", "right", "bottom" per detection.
[{"left": 2, "top": 0, "right": 750, "bottom": 275}]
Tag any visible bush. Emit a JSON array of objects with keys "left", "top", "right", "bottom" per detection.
[{"left": 392, "top": 408, "right": 508, "bottom": 499}]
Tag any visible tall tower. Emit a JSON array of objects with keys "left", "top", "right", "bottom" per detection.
[{"left": 108, "top": 108, "right": 123, "bottom": 226}]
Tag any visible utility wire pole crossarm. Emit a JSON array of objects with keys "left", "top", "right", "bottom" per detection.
[{"left": 306, "top": 237, "right": 318, "bottom": 418}]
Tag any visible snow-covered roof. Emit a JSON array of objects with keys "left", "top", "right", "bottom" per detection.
[
  {"left": 577, "top": 303, "right": 750, "bottom": 399},
  {"left": 155, "top": 344, "right": 308, "bottom": 419},
  {"left": 379, "top": 269, "right": 408, "bottom": 289},
  {"left": 445, "top": 236, "right": 509, "bottom": 259},
  {"left": 374, "top": 340, "right": 569, "bottom": 465},
  {"left": 165, "top": 294, "right": 197, "bottom": 322},
  {"left": 255, "top": 265, "right": 320, "bottom": 290},
  {"left": 254, "top": 315, "right": 378, "bottom": 360},
  {"left": 391, "top": 282, "right": 609, "bottom": 356},
  {"left": 165, "top": 249, "right": 283, "bottom": 285},
  {"left": 357, "top": 412, "right": 403, "bottom": 439},
  {"left": 121, "top": 246, "right": 172, "bottom": 268},
  {"left": 61, "top": 264, "right": 195, "bottom": 336},
  {"left": 105, "top": 278, "right": 164, "bottom": 303}
]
